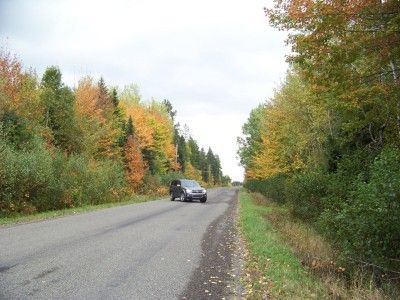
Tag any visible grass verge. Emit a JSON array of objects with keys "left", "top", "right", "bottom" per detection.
[
  {"left": 239, "top": 190, "right": 392, "bottom": 299},
  {"left": 239, "top": 189, "right": 328, "bottom": 299},
  {"left": 0, "top": 194, "right": 165, "bottom": 226}
]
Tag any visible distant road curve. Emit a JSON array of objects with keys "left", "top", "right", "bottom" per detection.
[{"left": 0, "top": 187, "right": 242, "bottom": 299}]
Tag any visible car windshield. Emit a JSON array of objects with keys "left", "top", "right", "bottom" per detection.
[{"left": 181, "top": 180, "right": 201, "bottom": 188}]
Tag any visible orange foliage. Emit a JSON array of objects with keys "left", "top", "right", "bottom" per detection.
[
  {"left": 123, "top": 103, "right": 154, "bottom": 149},
  {"left": 0, "top": 50, "right": 26, "bottom": 109},
  {"left": 0, "top": 49, "right": 42, "bottom": 122},
  {"left": 74, "top": 77, "right": 119, "bottom": 158},
  {"left": 125, "top": 135, "right": 147, "bottom": 191},
  {"left": 122, "top": 100, "right": 179, "bottom": 173},
  {"left": 75, "top": 77, "right": 104, "bottom": 123}
]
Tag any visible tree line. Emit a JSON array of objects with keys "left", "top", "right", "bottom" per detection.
[
  {"left": 0, "top": 49, "right": 230, "bottom": 216},
  {"left": 238, "top": 0, "right": 400, "bottom": 282}
]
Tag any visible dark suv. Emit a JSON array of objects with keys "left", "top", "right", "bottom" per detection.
[{"left": 170, "top": 179, "right": 207, "bottom": 202}]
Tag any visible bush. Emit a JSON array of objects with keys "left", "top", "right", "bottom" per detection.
[
  {"left": 46, "top": 154, "right": 128, "bottom": 209},
  {"left": 244, "top": 174, "right": 287, "bottom": 204},
  {"left": 0, "top": 136, "right": 129, "bottom": 216},
  {"left": 157, "top": 172, "right": 184, "bottom": 186},
  {"left": 0, "top": 138, "right": 53, "bottom": 215},
  {"left": 319, "top": 147, "right": 400, "bottom": 273},
  {"left": 285, "top": 170, "right": 329, "bottom": 221}
]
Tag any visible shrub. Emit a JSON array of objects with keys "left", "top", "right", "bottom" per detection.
[
  {"left": 285, "top": 170, "right": 329, "bottom": 221},
  {"left": 244, "top": 174, "right": 287, "bottom": 204},
  {"left": 138, "top": 174, "right": 162, "bottom": 195},
  {"left": 319, "top": 147, "right": 400, "bottom": 273},
  {"left": 0, "top": 136, "right": 129, "bottom": 216},
  {"left": 48, "top": 154, "right": 128, "bottom": 209},
  {"left": 157, "top": 171, "right": 184, "bottom": 186},
  {"left": 0, "top": 137, "right": 53, "bottom": 215}
]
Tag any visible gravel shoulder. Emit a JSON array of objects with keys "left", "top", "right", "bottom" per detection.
[{"left": 181, "top": 188, "right": 246, "bottom": 299}]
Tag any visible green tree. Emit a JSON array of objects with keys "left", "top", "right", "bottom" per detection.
[
  {"left": 207, "top": 148, "right": 222, "bottom": 184},
  {"left": 110, "top": 87, "right": 127, "bottom": 148},
  {"left": 177, "top": 135, "right": 187, "bottom": 173},
  {"left": 237, "top": 104, "right": 266, "bottom": 171},
  {"left": 162, "top": 99, "right": 176, "bottom": 121},
  {"left": 188, "top": 137, "right": 201, "bottom": 170},
  {"left": 40, "top": 66, "right": 81, "bottom": 152}
]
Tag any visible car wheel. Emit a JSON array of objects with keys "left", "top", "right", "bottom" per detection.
[
  {"left": 180, "top": 192, "right": 186, "bottom": 202},
  {"left": 170, "top": 193, "right": 175, "bottom": 201},
  {"left": 200, "top": 197, "right": 207, "bottom": 203}
]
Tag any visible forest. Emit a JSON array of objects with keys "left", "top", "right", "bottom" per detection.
[
  {"left": 0, "top": 49, "right": 230, "bottom": 217},
  {"left": 238, "top": 0, "right": 400, "bottom": 285}
]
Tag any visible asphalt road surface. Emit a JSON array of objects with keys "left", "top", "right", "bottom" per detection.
[{"left": 0, "top": 187, "right": 243, "bottom": 299}]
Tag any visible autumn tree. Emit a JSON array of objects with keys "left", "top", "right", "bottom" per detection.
[
  {"left": 125, "top": 135, "right": 146, "bottom": 191},
  {"left": 121, "top": 88, "right": 178, "bottom": 174},
  {"left": 238, "top": 1, "right": 400, "bottom": 280},
  {"left": 0, "top": 50, "right": 42, "bottom": 126},
  {"left": 0, "top": 47, "right": 228, "bottom": 216},
  {"left": 184, "top": 162, "right": 203, "bottom": 183},
  {"left": 74, "top": 77, "right": 119, "bottom": 158},
  {"left": 267, "top": 0, "right": 400, "bottom": 146},
  {"left": 0, "top": 50, "right": 43, "bottom": 148}
]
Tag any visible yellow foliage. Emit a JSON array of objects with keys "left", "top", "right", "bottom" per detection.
[
  {"left": 184, "top": 162, "right": 203, "bottom": 182},
  {"left": 246, "top": 73, "right": 329, "bottom": 179},
  {"left": 121, "top": 96, "right": 178, "bottom": 173},
  {"left": 122, "top": 103, "right": 153, "bottom": 149},
  {"left": 74, "top": 77, "right": 119, "bottom": 158},
  {"left": 0, "top": 51, "right": 42, "bottom": 124}
]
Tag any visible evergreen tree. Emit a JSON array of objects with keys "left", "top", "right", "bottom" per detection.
[
  {"left": 110, "top": 88, "right": 119, "bottom": 108},
  {"left": 207, "top": 148, "right": 222, "bottom": 184},
  {"left": 41, "top": 66, "right": 81, "bottom": 152},
  {"left": 188, "top": 137, "right": 201, "bottom": 170},
  {"left": 162, "top": 99, "right": 176, "bottom": 121},
  {"left": 177, "top": 135, "right": 187, "bottom": 173},
  {"left": 199, "top": 148, "right": 210, "bottom": 182},
  {"left": 109, "top": 87, "right": 127, "bottom": 148},
  {"left": 97, "top": 77, "right": 113, "bottom": 115}
]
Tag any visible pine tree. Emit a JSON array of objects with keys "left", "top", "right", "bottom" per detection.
[
  {"left": 162, "top": 99, "right": 176, "bottom": 121},
  {"left": 110, "top": 88, "right": 119, "bottom": 108},
  {"left": 177, "top": 135, "right": 187, "bottom": 173},
  {"left": 41, "top": 66, "right": 81, "bottom": 152}
]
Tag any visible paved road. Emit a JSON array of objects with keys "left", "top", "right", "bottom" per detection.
[{"left": 0, "top": 187, "right": 242, "bottom": 299}]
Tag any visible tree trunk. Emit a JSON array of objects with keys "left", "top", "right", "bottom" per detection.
[{"left": 391, "top": 59, "right": 400, "bottom": 136}]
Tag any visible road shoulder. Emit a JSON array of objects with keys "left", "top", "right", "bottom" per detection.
[{"left": 180, "top": 188, "right": 247, "bottom": 299}]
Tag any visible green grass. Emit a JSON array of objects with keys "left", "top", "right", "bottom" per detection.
[
  {"left": 239, "top": 190, "right": 329, "bottom": 299},
  {"left": 0, "top": 194, "right": 164, "bottom": 226}
]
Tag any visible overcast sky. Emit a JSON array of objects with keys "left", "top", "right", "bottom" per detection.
[{"left": 0, "top": 0, "right": 288, "bottom": 181}]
